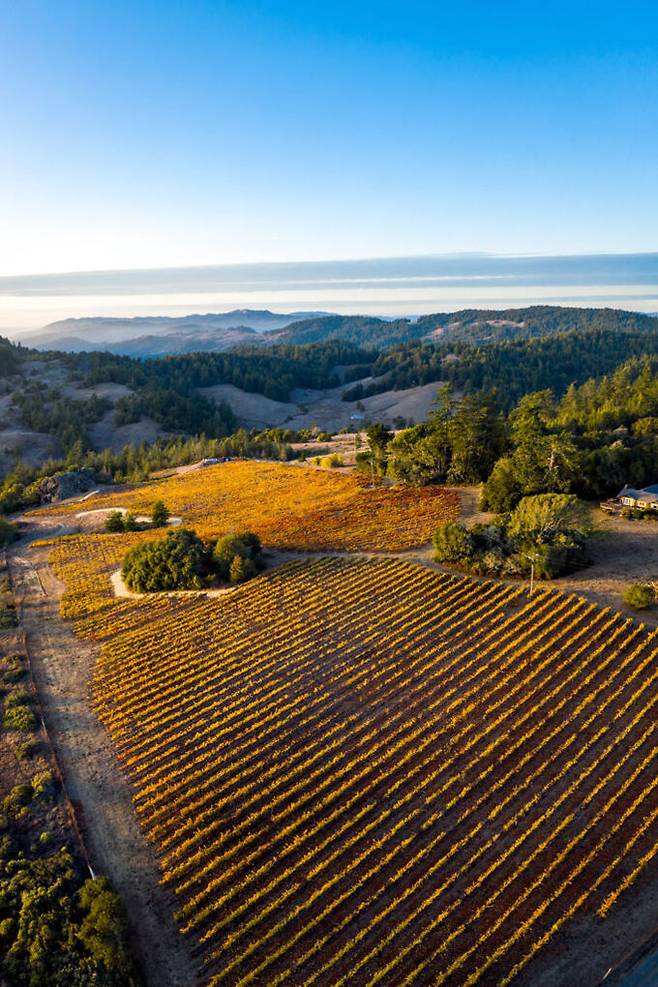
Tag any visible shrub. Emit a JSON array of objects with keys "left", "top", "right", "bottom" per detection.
[
  {"left": 151, "top": 500, "right": 170, "bottom": 527},
  {"left": 3, "top": 691, "right": 37, "bottom": 731},
  {"left": 78, "top": 877, "right": 133, "bottom": 975},
  {"left": 525, "top": 541, "right": 570, "bottom": 579},
  {"left": 16, "top": 738, "right": 37, "bottom": 761},
  {"left": 2, "top": 783, "right": 32, "bottom": 816},
  {"left": 0, "top": 602, "right": 17, "bottom": 629},
  {"left": 214, "top": 532, "right": 264, "bottom": 582},
  {"left": 624, "top": 583, "right": 655, "bottom": 610},
  {"left": 0, "top": 653, "right": 25, "bottom": 686},
  {"left": 122, "top": 529, "right": 212, "bottom": 592},
  {"left": 320, "top": 454, "right": 343, "bottom": 469},
  {"left": 229, "top": 555, "right": 258, "bottom": 584},
  {"left": 433, "top": 522, "right": 475, "bottom": 564},
  {"left": 123, "top": 511, "right": 140, "bottom": 532},
  {"left": 104, "top": 510, "right": 125, "bottom": 533},
  {"left": 31, "top": 770, "right": 55, "bottom": 799}
]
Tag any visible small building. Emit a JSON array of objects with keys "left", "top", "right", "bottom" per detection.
[{"left": 618, "top": 484, "right": 658, "bottom": 511}]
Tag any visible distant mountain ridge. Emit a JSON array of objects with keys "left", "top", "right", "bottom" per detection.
[
  {"left": 268, "top": 305, "right": 658, "bottom": 348},
  {"left": 15, "top": 304, "right": 658, "bottom": 359},
  {"left": 20, "top": 309, "right": 332, "bottom": 352}
]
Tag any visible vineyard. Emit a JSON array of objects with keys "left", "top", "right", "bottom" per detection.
[
  {"left": 44, "top": 535, "right": 658, "bottom": 985},
  {"left": 34, "top": 460, "right": 460, "bottom": 550}
]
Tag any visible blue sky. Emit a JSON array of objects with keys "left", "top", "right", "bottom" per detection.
[{"left": 2, "top": 1, "right": 658, "bottom": 275}]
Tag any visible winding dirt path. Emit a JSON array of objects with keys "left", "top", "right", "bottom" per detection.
[{"left": 9, "top": 530, "right": 198, "bottom": 987}]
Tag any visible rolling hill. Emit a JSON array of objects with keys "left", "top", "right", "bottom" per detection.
[{"left": 19, "top": 309, "right": 331, "bottom": 354}]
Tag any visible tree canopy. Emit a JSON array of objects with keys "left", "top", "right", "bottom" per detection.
[
  {"left": 122, "top": 529, "right": 212, "bottom": 592},
  {"left": 122, "top": 529, "right": 265, "bottom": 592},
  {"left": 433, "top": 493, "right": 592, "bottom": 580}
]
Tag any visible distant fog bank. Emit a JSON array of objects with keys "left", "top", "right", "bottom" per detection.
[{"left": 2, "top": 251, "right": 658, "bottom": 332}]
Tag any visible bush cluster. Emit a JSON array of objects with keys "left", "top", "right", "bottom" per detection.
[
  {"left": 105, "top": 500, "right": 170, "bottom": 534},
  {"left": 104, "top": 510, "right": 139, "bottom": 533},
  {"left": 122, "top": 529, "right": 264, "bottom": 592},
  {"left": 0, "top": 646, "right": 138, "bottom": 985},
  {"left": 433, "top": 493, "right": 592, "bottom": 580},
  {"left": 2, "top": 690, "right": 37, "bottom": 732},
  {"left": 312, "top": 453, "right": 344, "bottom": 469},
  {"left": 623, "top": 583, "right": 656, "bottom": 610}
]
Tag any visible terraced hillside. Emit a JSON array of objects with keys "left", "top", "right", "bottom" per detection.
[{"left": 43, "top": 539, "right": 658, "bottom": 986}]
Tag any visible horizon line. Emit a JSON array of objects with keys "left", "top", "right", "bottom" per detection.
[{"left": 3, "top": 248, "right": 658, "bottom": 284}]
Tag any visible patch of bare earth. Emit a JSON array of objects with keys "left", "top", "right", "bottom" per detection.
[
  {"left": 557, "top": 509, "right": 658, "bottom": 626},
  {"left": 88, "top": 413, "right": 166, "bottom": 452},
  {"left": 200, "top": 379, "right": 447, "bottom": 433},
  {"left": 9, "top": 529, "right": 198, "bottom": 987}
]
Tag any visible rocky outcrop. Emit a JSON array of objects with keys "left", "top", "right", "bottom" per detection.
[{"left": 38, "top": 468, "right": 97, "bottom": 503}]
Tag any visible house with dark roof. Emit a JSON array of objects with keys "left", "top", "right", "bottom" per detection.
[
  {"left": 600, "top": 483, "right": 658, "bottom": 514},
  {"left": 618, "top": 484, "right": 658, "bottom": 510}
]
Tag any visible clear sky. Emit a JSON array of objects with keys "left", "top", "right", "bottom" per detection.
[{"left": 2, "top": 1, "right": 658, "bottom": 276}]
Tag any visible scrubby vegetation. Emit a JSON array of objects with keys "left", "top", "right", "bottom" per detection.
[
  {"left": 0, "top": 642, "right": 138, "bottom": 987},
  {"left": 433, "top": 493, "right": 593, "bottom": 578},
  {"left": 623, "top": 582, "right": 656, "bottom": 610}
]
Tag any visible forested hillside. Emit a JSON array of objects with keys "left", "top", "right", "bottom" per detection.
[
  {"left": 369, "top": 355, "right": 658, "bottom": 506},
  {"left": 3, "top": 306, "right": 658, "bottom": 520},
  {"left": 70, "top": 338, "right": 371, "bottom": 402},
  {"left": 268, "top": 314, "right": 423, "bottom": 348},
  {"left": 274, "top": 305, "right": 657, "bottom": 351},
  {"left": 344, "top": 327, "right": 658, "bottom": 407},
  {"left": 415, "top": 304, "right": 658, "bottom": 342}
]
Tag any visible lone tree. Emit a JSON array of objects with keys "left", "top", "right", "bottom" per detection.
[
  {"left": 105, "top": 510, "right": 125, "bottom": 533},
  {"left": 151, "top": 500, "right": 170, "bottom": 527},
  {"left": 366, "top": 423, "right": 393, "bottom": 478}
]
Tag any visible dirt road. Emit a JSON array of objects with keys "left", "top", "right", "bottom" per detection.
[{"left": 10, "top": 530, "right": 198, "bottom": 987}]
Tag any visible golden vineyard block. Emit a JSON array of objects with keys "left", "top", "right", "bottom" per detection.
[{"left": 45, "top": 531, "right": 658, "bottom": 986}]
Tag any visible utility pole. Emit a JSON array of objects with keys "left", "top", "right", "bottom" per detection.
[{"left": 523, "top": 552, "right": 539, "bottom": 597}]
